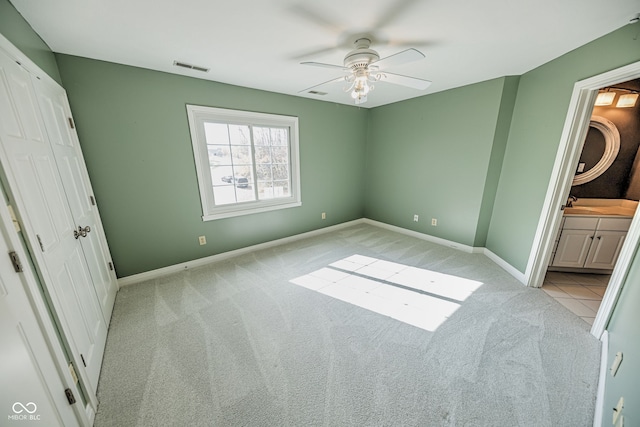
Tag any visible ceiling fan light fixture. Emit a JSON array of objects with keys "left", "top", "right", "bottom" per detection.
[{"left": 350, "top": 73, "right": 374, "bottom": 103}]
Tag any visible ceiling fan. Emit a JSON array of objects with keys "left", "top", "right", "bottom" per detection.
[{"left": 300, "top": 37, "right": 431, "bottom": 105}]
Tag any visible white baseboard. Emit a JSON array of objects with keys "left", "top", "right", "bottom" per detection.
[
  {"left": 118, "top": 218, "right": 526, "bottom": 287},
  {"left": 593, "top": 330, "right": 608, "bottom": 427},
  {"left": 361, "top": 219, "right": 478, "bottom": 253},
  {"left": 118, "top": 219, "right": 365, "bottom": 286},
  {"left": 482, "top": 248, "right": 527, "bottom": 285},
  {"left": 361, "top": 219, "right": 526, "bottom": 284}
]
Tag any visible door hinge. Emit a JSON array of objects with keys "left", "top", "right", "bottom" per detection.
[
  {"left": 89, "top": 195, "right": 96, "bottom": 206},
  {"left": 80, "top": 354, "right": 86, "bottom": 367},
  {"left": 9, "top": 251, "right": 23, "bottom": 272},
  {"left": 36, "top": 234, "right": 44, "bottom": 252},
  {"left": 108, "top": 261, "right": 114, "bottom": 271},
  {"left": 7, "top": 205, "right": 20, "bottom": 232},
  {"left": 64, "top": 388, "right": 76, "bottom": 405},
  {"left": 68, "top": 117, "right": 75, "bottom": 129},
  {"left": 68, "top": 362, "right": 78, "bottom": 384}
]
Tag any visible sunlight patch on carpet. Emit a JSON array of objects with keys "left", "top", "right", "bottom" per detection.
[{"left": 290, "top": 255, "right": 483, "bottom": 331}]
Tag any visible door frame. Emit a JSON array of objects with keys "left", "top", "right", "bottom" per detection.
[{"left": 525, "top": 60, "right": 640, "bottom": 338}]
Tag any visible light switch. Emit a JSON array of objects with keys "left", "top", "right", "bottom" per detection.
[
  {"left": 610, "top": 352, "right": 623, "bottom": 376},
  {"left": 577, "top": 162, "right": 585, "bottom": 173}
]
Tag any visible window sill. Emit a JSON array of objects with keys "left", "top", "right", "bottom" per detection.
[{"left": 202, "top": 201, "right": 302, "bottom": 221}]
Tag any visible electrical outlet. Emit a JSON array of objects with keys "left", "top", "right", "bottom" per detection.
[
  {"left": 413, "top": 214, "right": 419, "bottom": 222},
  {"left": 322, "top": 212, "right": 326, "bottom": 220},
  {"left": 431, "top": 218, "right": 437, "bottom": 226},
  {"left": 198, "top": 235, "right": 206, "bottom": 245}
]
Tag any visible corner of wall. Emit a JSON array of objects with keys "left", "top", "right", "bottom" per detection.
[
  {"left": 473, "top": 75, "right": 521, "bottom": 246},
  {"left": 0, "top": 0, "right": 62, "bottom": 85}
]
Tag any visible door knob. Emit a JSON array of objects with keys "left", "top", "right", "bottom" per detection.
[{"left": 73, "top": 225, "right": 91, "bottom": 239}]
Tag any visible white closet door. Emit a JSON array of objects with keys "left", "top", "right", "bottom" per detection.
[
  {"left": 0, "top": 49, "right": 106, "bottom": 394},
  {"left": 0, "top": 203, "right": 81, "bottom": 427},
  {"left": 34, "top": 78, "right": 117, "bottom": 323}
]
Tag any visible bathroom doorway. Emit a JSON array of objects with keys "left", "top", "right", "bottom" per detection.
[
  {"left": 525, "top": 60, "right": 640, "bottom": 338},
  {"left": 542, "top": 77, "right": 640, "bottom": 325}
]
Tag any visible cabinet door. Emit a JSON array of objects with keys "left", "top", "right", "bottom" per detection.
[
  {"left": 551, "top": 229, "right": 594, "bottom": 267},
  {"left": 584, "top": 231, "right": 626, "bottom": 270}
]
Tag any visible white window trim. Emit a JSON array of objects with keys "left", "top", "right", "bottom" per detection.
[{"left": 186, "top": 105, "right": 301, "bottom": 221}]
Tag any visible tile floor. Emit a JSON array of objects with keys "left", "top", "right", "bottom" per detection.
[{"left": 542, "top": 271, "right": 610, "bottom": 325}]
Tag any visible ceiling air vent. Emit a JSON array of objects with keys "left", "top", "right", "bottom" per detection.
[
  {"left": 173, "top": 61, "right": 210, "bottom": 73},
  {"left": 308, "top": 90, "right": 327, "bottom": 96}
]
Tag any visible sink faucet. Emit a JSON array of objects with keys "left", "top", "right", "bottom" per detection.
[{"left": 567, "top": 195, "right": 578, "bottom": 207}]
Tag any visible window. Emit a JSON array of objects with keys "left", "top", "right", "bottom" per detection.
[{"left": 187, "top": 105, "right": 301, "bottom": 220}]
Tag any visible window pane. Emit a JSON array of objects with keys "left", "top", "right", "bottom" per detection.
[
  {"left": 274, "top": 180, "right": 290, "bottom": 196},
  {"left": 256, "top": 163, "right": 272, "bottom": 181},
  {"left": 270, "top": 128, "right": 288, "bottom": 146},
  {"left": 254, "top": 127, "right": 269, "bottom": 146},
  {"left": 211, "top": 165, "right": 235, "bottom": 185},
  {"left": 255, "top": 146, "right": 271, "bottom": 163},
  {"left": 212, "top": 185, "right": 237, "bottom": 205},
  {"left": 204, "top": 122, "right": 230, "bottom": 145},
  {"left": 272, "top": 146, "right": 289, "bottom": 163},
  {"left": 229, "top": 125, "right": 250, "bottom": 145},
  {"left": 258, "top": 181, "right": 290, "bottom": 200},
  {"left": 273, "top": 164, "right": 289, "bottom": 180}
]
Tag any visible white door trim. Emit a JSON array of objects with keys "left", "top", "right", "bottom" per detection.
[{"left": 525, "top": 60, "right": 640, "bottom": 339}]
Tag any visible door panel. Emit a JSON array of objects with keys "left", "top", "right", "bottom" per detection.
[
  {"left": 0, "top": 50, "right": 106, "bottom": 394},
  {"left": 0, "top": 233, "right": 80, "bottom": 427},
  {"left": 35, "top": 79, "right": 118, "bottom": 322}
]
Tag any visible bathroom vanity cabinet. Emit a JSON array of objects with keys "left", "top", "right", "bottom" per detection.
[{"left": 551, "top": 216, "right": 632, "bottom": 270}]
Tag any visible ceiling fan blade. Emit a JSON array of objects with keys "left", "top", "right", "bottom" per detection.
[
  {"left": 378, "top": 72, "right": 431, "bottom": 90},
  {"left": 387, "top": 39, "right": 440, "bottom": 49},
  {"left": 291, "top": 45, "right": 341, "bottom": 61},
  {"left": 371, "top": 48, "right": 425, "bottom": 70},
  {"left": 373, "top": 0, "right": 421, "bottom": 29},
  {"left": 301, "top": 61, "right": 349, "bottom": 71},
  {"left": 299, "top": 76, "right": 346, "bottom": 93},
  {"left": 288, "top": 4, "right": 343, "bottom": 33}
]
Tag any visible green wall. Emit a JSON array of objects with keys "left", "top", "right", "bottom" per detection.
[
  {"left": 364, "top": 77, "right": 514, "bottom": 247},
  {"left": 486, "top": 23, "right": 640, "bottom": 272},
  {"left": 2, "top": 3, "right": 640, "bottom": 422},
  {"left": 603, "top": 241, "right": 640, "bottom": 426},
  {"left": 0, "top": 0, "right": 61, "bottom": 84},
  {"left": 55, "top": 55, "right": 368, "bottom": 277}
]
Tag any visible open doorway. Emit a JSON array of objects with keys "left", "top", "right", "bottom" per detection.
[
  {"left": 541, "top": 78, "right": 640, "bottom": 325},
  {"left": 525, "top": 60, "right": 640, "bottom": 339}
]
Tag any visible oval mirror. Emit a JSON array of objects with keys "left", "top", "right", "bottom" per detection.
[{"left": 572, "top": 115, "right": 620, "bottom": 186}]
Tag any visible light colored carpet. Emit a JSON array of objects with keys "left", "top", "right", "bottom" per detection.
[{"left": 94, "top": 223, "right": 600, "bottom": 426}]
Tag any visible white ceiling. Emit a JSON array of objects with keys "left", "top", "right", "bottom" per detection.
[{"left": 11, "top": 0, "right": 640, "bottom": 108}]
